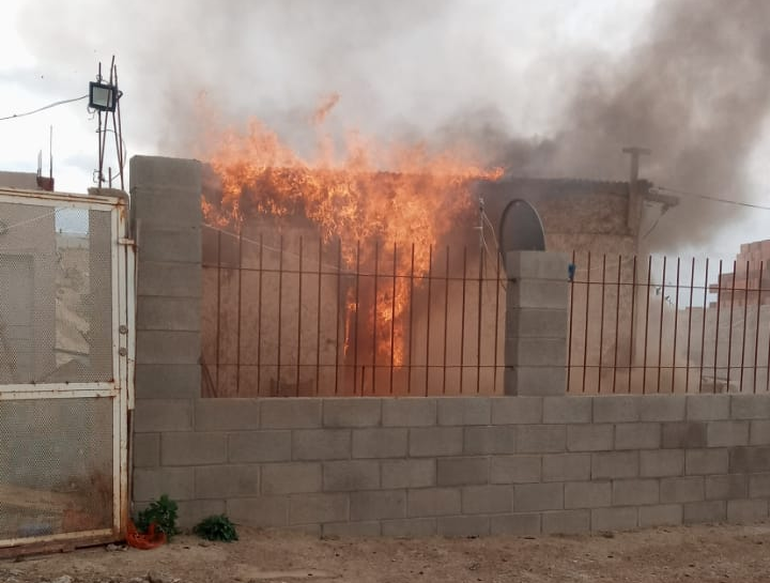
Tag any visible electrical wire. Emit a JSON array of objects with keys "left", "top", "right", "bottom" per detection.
[
  {"left": 653, "top": 186, "right": 770, "bottom": 212},
  {"left": 0, "top": 94, "right": 88, "bottom": 122}
]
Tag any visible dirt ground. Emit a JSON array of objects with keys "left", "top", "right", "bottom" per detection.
[{"left": 3, "top": 523, "right": 770, "bottom": 583}]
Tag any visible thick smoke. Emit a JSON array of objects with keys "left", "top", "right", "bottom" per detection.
[{"left": 16, "top": 0, "right": 770, "bottom": 252}]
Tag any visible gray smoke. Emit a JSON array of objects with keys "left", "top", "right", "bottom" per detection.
[{"left": 15, "top": 0, "right": 770, "bottom": 252}]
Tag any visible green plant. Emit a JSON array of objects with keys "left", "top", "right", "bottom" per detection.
[
  {"left": 193, "top": 514, "right": 239, "bottom": 542},
  {"left": 135, "top": 494, "right": 180, "bottom": 540}
]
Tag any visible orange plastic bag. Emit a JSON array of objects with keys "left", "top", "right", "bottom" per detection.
[{"left": 126, "top": 520, "right": 167, "bottom": 550}]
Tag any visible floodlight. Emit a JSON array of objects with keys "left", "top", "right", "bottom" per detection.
[{"left": 89, "top": 81, "right": 119, "bottom": 112}]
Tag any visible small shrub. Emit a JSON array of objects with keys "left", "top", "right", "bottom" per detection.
[
  {"left": 136, "top": 494, "right": 180, "bottom": 540},
  {"left": 193, "top": 514, "right": 239, "bottom": 542}
]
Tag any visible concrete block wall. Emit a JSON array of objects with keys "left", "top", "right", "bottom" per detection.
[{"left": 132, "top": 394, "right": 770, "bottom": 535}]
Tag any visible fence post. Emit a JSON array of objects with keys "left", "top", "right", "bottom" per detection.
[{"left": 504, "top": 251, "right": 570, "bottom": 396}]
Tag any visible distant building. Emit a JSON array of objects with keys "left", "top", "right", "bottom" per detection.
[
  {"left": 709, "top": 239, "right": 770, "bottom": 308},
  {"left": 0, "top": 170, "right": 54, "bottom": 191}
]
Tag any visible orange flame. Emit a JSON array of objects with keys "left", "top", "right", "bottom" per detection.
[{"left": 199, "top": 97, "right": 502, "bottom": 367}]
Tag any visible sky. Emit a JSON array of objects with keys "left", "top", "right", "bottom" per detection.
[{"left": 0, "top": 0, "right": 768, "bottom": 261}]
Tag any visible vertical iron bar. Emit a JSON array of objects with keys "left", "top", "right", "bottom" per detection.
[
  {"left": 726, "top": 260, "right": 737, "bottom": 392},
  {"left": 372, "top": 241, "right": 379, "bottom": 394},
  {"left": 295, "top": 237, "right": 303, "bottom": 394},
  {"left": 582, "top": 252, "right": 592, "bottom": 393},
  {"left": 750, "top": 260, "right": 761, "bottom": 393},
  {"left": 714, "top": 260, "right": 723, "bottom": 393},
  {"left": 459, "top": 246, "right": 468, "bottom": 394},
  {"left": 685, "top": 257, "right": 695, "bottom": 393},
  {"left": 657, "top": 256, "right": 667, "bottom": 393},
  {"left": 315, "top": 239, "right": 323, "bottom": 396},
  {"left": 740, "top": 260, "right": 750, "bottom": 392},
  {"left": 627, "top": 256, "right": 638, "bottom": 393},
  {"left": 476, "top": 244, "right": 484, "bottom": 394},
  {"left": 671, "top": 258, "right": 681, "bottom": 393},
  {"left": 612, "top": 255, "right": 622, "bottom": 393},
  {"left": 236, "top": 230, "right": 243, "bottom": 396},
  {"left": 389, "top": 242, "right": 397, "bottom": 395},
  {"left": 442, "top": 246, "right": 450, "bottom": 394},
  {"left": 353, "top": 240, "right": 361, "bottom": 394},
  {"left": 256, "top": 234, "right": 264, "bottom": 395},
  {"left": 425, "top": 245, "right": 433, "bottom": 396},
  {"left": 699, "top": 259, "right": 709, "bottom": 394},
  {"left": 493, "top": 250, "right": 501, "bottom": 392},
  {"left": 215, "top": 229, "right": 222, "bottom": 394},
  {"left": 567, "top": 250, "right": 576, "bottom": 392},
  {"left": 642, "top": 255, "right": 652, "bottom": 394},
  {"left": 277, "top": 235, "right": 284, "bottom": 392},
  {"left": 334, "top": 240, "right": 342, "bottom": 395},
  {"left": 408, "top": 243, "right": 416, "bottom": 395},
  {"left": 598, "top": 255, "right": 606, "bottom": 393}
]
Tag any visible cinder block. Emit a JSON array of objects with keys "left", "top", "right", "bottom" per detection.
[
  {"left": 731, "top": 394, "right": 770, "bottom": 419},
  {"left": 506, "top": 279, "right": 569, "bottom": 311},
  {"left": 566, "top": 424, "right": 613, "bottom": 452},
  {"left": 134, "top": 399, "right": 193, "bottom": 433},
  {"left": 686, "top": 395, "right": 730, "bottom": 421},
  {"left": 161, "top": 432, "right": 227, "bottom": 466},
  {"left": 640, "top": 450, "right": 684, "bottom": 478},
  {"left": 137, "top": 261, "right": 201, "bottom": 299},
  {"left": 133, "top": 467, "right": 194, "bottom": 502},
  {"left": 507, "top": 308, "right": 568, "bottom": 338},
  {"left": 683, "top": 500, "right": 726, "bottom": 524},
  {"left": 592, "top": 396, "right": 640, "bottom": 423},
  {"left": 382, "top": 398, "right": 437, "bottom": 427},
  {"left": 463, "top": 426, "right": 517, "bottom": 455},
  {"left": 407, "top": 488, "right": 461, "bottom": 517},
  {"left": 514, "top": 483, "right": 563, "bottom": 511},
  {"left": 491, "top": 397, "right": 543, "bottom": 424},
  {"left": 138, "top": 229, "right": 201, "bottom": 264},
  {"left": 564, "top": 481, "right": 612, "bottom": 509},
  {"left": 614, "top": 423, "right": 661, "bottom": 450},
  {"left": 729, "top": 446, "right": 770, "bottom": 473},
  {"left": 462, "top": 485, "right": 513, "bottom": 514},
  {"left": 352, "top": 428, "right": 408, "bottom": 458},
  {"left": 437, "top": 398, "right": 492, "bottom": 427},
  {"left": 706, "top": 421, "right": 749, "bottom": 447},
  {"left": 505, "top": 338, "right": 566, "bottom": 367},
  {"left": 176, "top": 500, "right": 226, "bottom": 529},
  {"left": 437, "top": 516, "right": 490, "bottom": 537},
  {"left": 542, "top": 453, "right": 591, "bottom": 482},
  {"left": 382, "top": 518, "right": 437, "bottom": 537},
  {"left": 409, "top": 427, "right": 463, "bottom": 457},
  {"left": 261, "top": 399, "right": 322, "bottom": 429},
  {"left": 639, "top": 504, "right": 683, "bottom": 528},
  {"left": 228, "top": 431, "right": 292, "bottom": 463},
  {"left": 134, "top": 364, "right": 199, "bottom": 400},
  {"left": 133, "top": 433, "right": 160, "bottom": 467},
  {"left": 591, "top": 507, "right": 638, "bottom": 532},
  {"left": 660, "top": 476, "right": 704, "bottom": 503},
  {"left": 437, "top": 457, "right": 489, "bottom": 486},
  {"left": 137, "top": 296, "right": 200, "bottom": 331},
  {"left": 517, "top": 425, "right": 566, "bottom": 453},
  {"left": 323, "top": 461, "right": 380, "bottom": 491},
  {"left": 750, "top": 420, "right": 770, "bottom": 445},
  {"left": 685, "top": 449, "right": 729, "bottom": 475},
  {"left": 131, "top": 187, "right": 203, "bottom": 230},
  {"left": 490, "top": 513, "right": 541, "bottom": 535},
  {"left": 381, "top": 459, "right": 435, "bottom": 489},
  {"left": 661, "top": 422, "right": 707, "bottom": 449},
  {"left": 705, "top": 474, "right": 748, "bottom": 500},
  {"left": 322, "top": 521, "right": 381, "bottom": 537},
  {"left": 293, "top": 429, "right": 351, "bottom": 461},
  {"left": 137, "top": 331, "right": 200, "bottom": 366},
  {"left": 195, "top": 399, "right": 260, "bottom": 431},
  {"left": 639, "top": 395, "right": 686, "bottom": 422},
  {"left": 195, "top": 464, "right": 260, "bottom": 499},
  {"left": 748, "top": 473, "right": 770, "bottom": 498},
  {"left": 261, "top": 463, "right": 322, "bottom": 495},
  {"left": 289, "top": 493, "right": 348, "bottom": 525},
  {"left": 541, "top": 510, "right": 590, "bottom": 534},
  {"left": 131, "top": 155, "right": 202, "bottom": 192},
  {"left": 591, "top": 452, "right": 638, "bottom": 479},
  {"left": 727, "top": 499, "right": 768, "bottom": 524},
  {"left": 323, "top": 399, "right": 382, "bottom": 428},
  {"left": 490, "top": 455, "right": 542, "bottom": 484},
  {"left": 350, "top": 490, "right": 406, "bottom": 520},
  {"left": 227, "top": 496, "right": 288, "bottom": 528},
  {"left": 612, "top": 479, "right": 659, "bottom": 506},
  {"left": 504, "top": 366, "right": 566, "bottom": 397},
  {"left": 543, "top": 396, "right": 591, "bottom": 424},
  {"left": 505, "top": 252, "right": 570, "bottom": 282}
]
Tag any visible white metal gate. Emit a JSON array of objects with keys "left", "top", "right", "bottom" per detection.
[{"left": 0, "top": 187, "right": 134, "bottom": 554}]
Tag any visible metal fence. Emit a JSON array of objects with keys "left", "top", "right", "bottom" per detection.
[
  {"left": 567, "top": 252, "right": 770, "bottom": 394},
  {"left": 201, "top": 225, "right": 507, "bottom": 397}
]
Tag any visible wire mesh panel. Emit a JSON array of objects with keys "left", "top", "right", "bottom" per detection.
[
  {"left": 0, "top": 397, "right": 114, "bottom": 540},
  {"left": 0, "top": 202, "right": 114, "bottom": 384}
]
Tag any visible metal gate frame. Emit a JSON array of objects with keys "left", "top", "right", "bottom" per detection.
[{"left": 0, "top": 187, "right": 134, "bottom": 553}]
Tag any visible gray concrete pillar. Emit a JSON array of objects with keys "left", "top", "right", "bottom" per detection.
[{"left": 504, "top": 251, "right": 570, "bottom": 396}]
